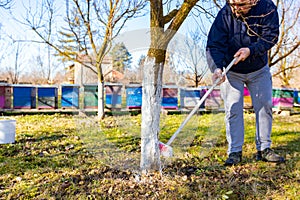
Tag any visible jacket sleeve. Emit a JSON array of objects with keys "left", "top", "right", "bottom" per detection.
[
  {"left": 248, "top": 4, "right": 279, "bottom": 56},
  {"left": 206, "top": 9, "right": 229, "bottom": 73}
]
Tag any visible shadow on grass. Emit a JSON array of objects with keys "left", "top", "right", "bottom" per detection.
[{"left": 17, "top": 133, "right": 68, "bottom": 143}]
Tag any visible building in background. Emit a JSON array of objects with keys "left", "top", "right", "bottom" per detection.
[{"left": 71, "top": 54, "right": 124, "bottom": 85}]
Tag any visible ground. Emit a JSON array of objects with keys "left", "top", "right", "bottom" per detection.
[{"left": 0, "top": 112, "right": 299, "bottom": 199}]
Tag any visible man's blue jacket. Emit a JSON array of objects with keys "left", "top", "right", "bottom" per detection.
[{"left": 206, "top": 0, "right": 279, "bottom": 74}]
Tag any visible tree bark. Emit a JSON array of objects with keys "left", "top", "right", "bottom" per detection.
[
  {"left": 140, "top": 0, "right": 199, "bottom": 172},
  {"left": 140, "top": 57, "right": 164, "bottom": 173},
  {"left": 97, "top": 79, "right": 105, "bottom": 119}
]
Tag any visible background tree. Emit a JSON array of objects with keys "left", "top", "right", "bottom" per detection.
[
  {"left": 0, "top": 0, "right": 13, "bottom": 82},
  {"left": 27, "top": 49, "right": 60, "bottom": 84},
  {"left": 168, "top": 28, "right": 209, "bottom": 87},
  {"left": 110, "top": 42, "right": 132, "bottom": 73},
  {"left": 269, "top": 0, "right": 300, "bottom": 86},
  {"left": 124, "top": 54, "right": 146, "bottom": 83},
  {"left": 5, "top": 42, "right": 26, "bottom": 84},
  {"left": 0, "top": 0, "right": 12, "bottom": 9},
  {"left": 3, "top": 0, "right": 58, "bottom": 85},
  {"left": 161, "top": 52, "right": 180, "bottom": 84},
  {"left": 20, "top": 0, "right": 147, "bottom": 119},
  {"left": 136, "top": 54, "right": 146, "bottom": 82},
  {"left": 57, "top": 5, "right": 88, "bottom": 63}
]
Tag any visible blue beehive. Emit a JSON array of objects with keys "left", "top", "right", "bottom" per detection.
[
  {"left": 61, "top": 85, "right": 80, "bottom": 109},
  {"left": 294, "top": 90, "right": 299, "bottom": 104},
  {"left": 105, "top": 83, "right": 122, "bottom": 110},
  {"left": 37, "top": 86, "right": 58, "bottom": 109},
  {"left": 161, "top": 86, "right": 178, "bottom": 109},
  {"left": 126, "top": 85, "right": 142, "bottom": 109},
  {"left": 179, "top": 88, "right": 205, "bottom": 109},
  {"left": 13, "top": 85, "right": 36, "bottom": 109}
]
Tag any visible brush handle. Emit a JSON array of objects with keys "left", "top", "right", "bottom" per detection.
[{"left": 166, "top": 58, "right": 237, "bottom": 146}]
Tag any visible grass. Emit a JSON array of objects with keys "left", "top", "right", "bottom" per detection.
[{"left": 0, "top": 112, "right": 299, "bottom": 199}]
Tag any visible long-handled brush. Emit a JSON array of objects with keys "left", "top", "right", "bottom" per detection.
[{"left": 159, "top": 58, "right": 237, "bottom": 157}]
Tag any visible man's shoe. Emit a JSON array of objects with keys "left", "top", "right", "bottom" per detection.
[
  {"left": 256, "top": 148, "right": 285, "bottom": 163},
  {"left": 224, "top": 151, "right": 242, "bottom": 166}
]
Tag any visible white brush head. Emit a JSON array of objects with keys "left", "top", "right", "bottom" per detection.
[{"left": 159, "top": 142, "right": 173, "bottom": 157}]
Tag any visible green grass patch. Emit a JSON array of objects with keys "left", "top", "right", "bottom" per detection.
[{"left": 0, "top": 113, "right": 299, "bottom": 199}]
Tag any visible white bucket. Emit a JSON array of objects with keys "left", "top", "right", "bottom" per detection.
[{"left": 0, "top": 119, "right": 16, "bottom": 144}]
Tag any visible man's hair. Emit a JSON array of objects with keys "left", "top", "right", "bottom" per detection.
[{"left": 227, "top": 0, "right": 259, "bottom": 6}]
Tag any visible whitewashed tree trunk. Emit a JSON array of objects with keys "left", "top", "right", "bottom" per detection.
[
  {"left": 97, "top": 80, "right": 105, "bottom": 119},
  {"left": 140, "top": 57, "right": 163, "bottom": 173},
  {"left": 140, "top": 0, "right": 198, "bottom": 173}
]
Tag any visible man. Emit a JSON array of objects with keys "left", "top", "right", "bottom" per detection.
[{"left": 206, "top": 0, "right": 285, "bottom": 166}]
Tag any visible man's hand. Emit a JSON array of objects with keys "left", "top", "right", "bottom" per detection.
[
  {"left": 212, "top": 68, "right": 225, "bottom": 85},
  {"left": 212, "top": 48, "right": 250, "bottom": 84},
  {"left": 234, "top": 47, "right": 250, "bottom": 64}
]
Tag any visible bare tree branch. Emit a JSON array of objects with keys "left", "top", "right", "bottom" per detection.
[
  {"left": 270, "top": 40, "right": 300, "bottom": 67},
  {"left": 272, "top": 63, "right": 300, "bottom": 77},
  {"left": 269, "top": 0, "right": 300, "bottom": 85},
  {"left": 0, "top": 0, "right": 13, "bottom": 9},
  {"left": 163, "top": 9, "right": 179, "bottom": 24}
]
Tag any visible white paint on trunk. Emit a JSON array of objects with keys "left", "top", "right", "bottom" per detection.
[
  {"left": 140, "top": 57, "right": 164, "bottom": 173},
  {"left": 98, "top": 80, "right": 105, "bottom": 119}
]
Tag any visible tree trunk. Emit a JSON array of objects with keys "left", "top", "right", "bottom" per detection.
[
  {"left": 97, "top": 80, "right": 105, "bottom": 119},
  {"left": 94, "top": 56, "right": 105, "bottom": 119},
  {"left": 140, "top": 56, "right": 164, "bottom": 173},
  {"left": 140, "top": 0, "right": 199, "bottom": 173}
]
